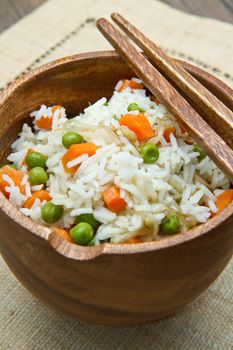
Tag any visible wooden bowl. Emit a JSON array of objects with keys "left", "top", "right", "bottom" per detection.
[{"left": 0, "top": 51, "right": 232, "bottom": 326}]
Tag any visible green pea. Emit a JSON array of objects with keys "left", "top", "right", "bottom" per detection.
[
  {"left": 159, "top": 215, "right": 180, "bottom": 235},
  {"left": 139, "top": 143, "right": 159, "bottom": 164},
  {"left": 75, "top": 213, "right": 100, "bottom": 230},
  {"left": 26, "top": 151, "right": 47, "bottom": 169},
  {"left": 193, "top": 144, "right": 206, "bottom": 161},
  {"left": 28, "top": 167, "right": 48, "bottom": 185},
  {"left": 70, "top": 222, "right": 94, "bottom": 246},
  {"left": 62, "top": 132, "right": 83, "bottom": 149},
  {"left": 41, "top": 202, "right": 64, "bottom": 224},
  {"left": 127, "top": 103, "right": 145, "bottom": 112},
  {"left": 103, "top": 101, "right": 109, "bottom": 106}
]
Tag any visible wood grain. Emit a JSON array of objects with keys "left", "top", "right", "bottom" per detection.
[
  {"left": 0, "top": 51, "right": 232, "bottom": 325},
  {"left": 111, "top": 13, "right": 233, "bottom": 150},
  {"left": 0, "top": 0, "right": 232, "bottom": 34},
  {"left": 97, "top": 18, "right": 233, "bottom": 183}
]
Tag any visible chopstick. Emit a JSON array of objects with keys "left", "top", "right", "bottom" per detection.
[
  {"left": 96, "top": 17, "right": 233, "bottom": 183},
  {"left": 111, "top": 13, "right": 233, "bottom": 150}
]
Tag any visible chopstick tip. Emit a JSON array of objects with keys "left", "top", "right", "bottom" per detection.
[
  {"left": 111, "top": 12, "right": 124, "bottom": 23},
  {"left": 111, "top": 13, "right": 128, "bottom": 29},
  {"left": 111, "top": 12, "right": 119, "bottom": 20},
  {"left": 96, "top": 18, "right": 107, "bottom": 28}
]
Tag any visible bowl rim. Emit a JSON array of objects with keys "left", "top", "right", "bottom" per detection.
[{"left": 0, "top": 50, "right": 233, "bottom": 261}]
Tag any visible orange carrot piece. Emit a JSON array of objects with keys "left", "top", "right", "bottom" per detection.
[
  {"left": 51, "top": 227, "right": 73, "bottom": 243},
  {"left": 62, "top": 143, "right": 98, "bottom": 174},
  {"left": 185, "top": 136, "right": 195, "bottom": 145},
  {"left": 119, "top": 113, "right": 154, "bottom": 141},
  {"left": 211, "top": 189, "right": 233, "bottom": 217},
  {"left": 51, "top": 105, "right": 61, "bottom": 113},
  {"left": 117, "top": 79, "right": 143, "bottom": 92},
  {"left": 163, "top": 127, "right": 176, "bottom": 143},
  {"left": 125, "top": 238, "right": 142, "bottom": 244},
  {"left": 23, "top": 190, "right": 51, "bottom": 209},
  {"left": 36, "top": 105, "right": 61, "bottom": 129},
  {"left": 36, "top": 116, "right": 53, "bottom": 129},
  {"left": 103, "top": 185, "right": 127, "bottom": 213},
  {"left": 0, "top": 166, "right": 25, "bottom": 198},
  {"left": 22, "top": 148, "right": 34, "bottom": 166}
]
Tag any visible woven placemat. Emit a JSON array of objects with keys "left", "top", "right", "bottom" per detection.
[{"left": 0, "top": 0, "right": 233, "bottom": 349}]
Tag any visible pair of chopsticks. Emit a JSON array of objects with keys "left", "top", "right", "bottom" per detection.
[{"left": 97, "top": 13, "right": 233, "bottom": 183}]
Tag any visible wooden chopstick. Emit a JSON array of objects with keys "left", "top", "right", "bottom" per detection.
[
  {"left": 111, "top": 13, "right": 233, "bottom": 150},
  {"left": 97, "top": 18, "right": 233, "bottom": 183}
]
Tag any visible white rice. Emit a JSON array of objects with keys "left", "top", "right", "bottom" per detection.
[
  {"left": 66, "top": 154, "right": 89, "bottom": 168},
  {"left": 3, "top": 78, "right": 231, "bottom": 244}
]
